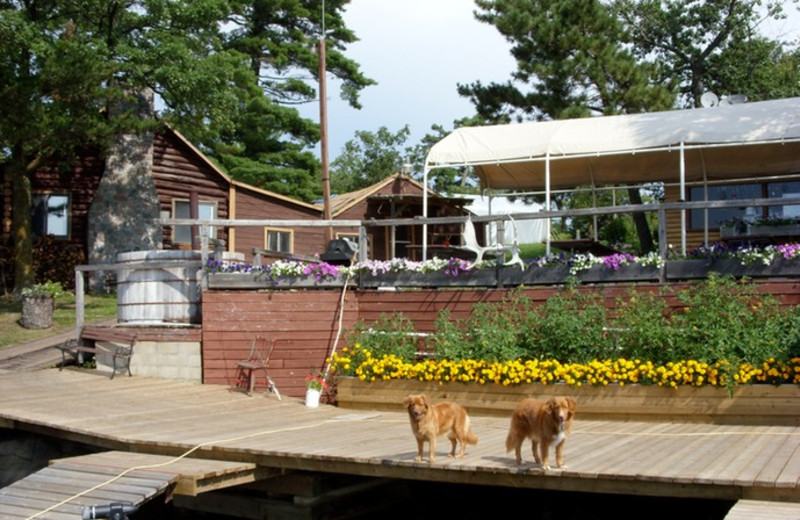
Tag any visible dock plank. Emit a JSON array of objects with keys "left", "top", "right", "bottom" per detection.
[
  {"left": 1, "top": 369, "right": 799, "bottom": 517},
  {"left": 725, "top": 499, "right": 800, "bottom": 520}
]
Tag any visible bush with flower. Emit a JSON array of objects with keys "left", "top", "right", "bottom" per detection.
[
  {"left": 327, "top": 275, "right": 800, "bottom": 390},
  {"left": 328, "top": 344, "right": 800, "bottom": 389},
  {"left": 204, "top": 241, "right": 800, "bottom": 283},
  {"left": 21, "top": 281, "right": 65, "bottom": 299}
]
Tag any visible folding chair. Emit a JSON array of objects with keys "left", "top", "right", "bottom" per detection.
[
  {"left": 233, "top": 337, "right": 281, "bottom": 399},
  {"left": 457, "top": 216, "right": 524, "bottom": 269}
]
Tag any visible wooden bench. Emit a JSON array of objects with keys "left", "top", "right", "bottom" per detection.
[{"left": 56, "top": 329, "right": 137, "bottom": 379}]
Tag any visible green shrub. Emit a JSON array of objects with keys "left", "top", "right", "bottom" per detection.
[
  {"left": 346, "top": 312, "right": 419, "bottom": 361},
  {"left": 345, "top": 276, "right": 800, "bottom": 368}
]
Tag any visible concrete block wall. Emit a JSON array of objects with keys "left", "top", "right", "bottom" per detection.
[{"left": 95, "top": 340, "right": 202, "bottom": 382}]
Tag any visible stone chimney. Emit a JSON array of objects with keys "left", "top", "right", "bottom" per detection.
[{"left": 87, "top": 88, "right": 162, "bottom": 292}]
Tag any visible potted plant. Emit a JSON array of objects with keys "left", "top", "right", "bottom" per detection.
[
  {"left": 304, "top": 371, "right": 329, "bottom": 407},
  {"left": 20, "top": 281, "right": 64, "bottom": 329}
]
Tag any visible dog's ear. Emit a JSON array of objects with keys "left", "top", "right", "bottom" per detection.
[
  {"left": 421, "top": 394, "right": 432, "bottom": 408},
  {"left": 546, "top": 398, "right": 558, "bottom": 419},
  {"left": 403, "top": 395, "right": 412, "bottom": 408},
  {"left": 567, "top": 396, "right": 577, "bottom": 410}
]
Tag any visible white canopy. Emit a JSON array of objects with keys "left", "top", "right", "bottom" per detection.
[{"left": 425, "top": 96, "right": 800, "bottom": 191}]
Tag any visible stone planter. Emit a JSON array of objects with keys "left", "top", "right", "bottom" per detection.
[
  {"left": 21, "top": 296, "right": 54, "bottom": 329},
  {"left": 335, "top": 377, "right": 800, "bottom": 425}
]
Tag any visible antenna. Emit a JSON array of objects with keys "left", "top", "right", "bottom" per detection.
[{"left": 700, "top": 92, "right": 719, "bottom": 108}]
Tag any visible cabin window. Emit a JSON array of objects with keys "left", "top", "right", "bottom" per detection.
[
  {"left": 173, "top": 200, "right": 217, "bottom": 244},
  {"left": 32, "top": 193, "right": 70, "bottom": 238},
  {"left": 688, "top": 183, "right": 762, "bottom": 229},
  {"left": 767, "top": 181, "right": 800, "bottom": 219},
  {"left": 265, "top": 228, "right": 292, "bottom": 253},
  {"left": 689, "top": 180, "right": 800, "bottom": 230}
]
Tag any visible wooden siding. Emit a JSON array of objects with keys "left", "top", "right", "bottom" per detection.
[
  {"left": 152, "top": 132, "right": 230, "bottom": 248},
  {"left": 1, "top": 150, "right": 105, "bottom": 257},
  {"left": 202, "top": 280, "right": 800, "bottom": 399},
  {"left": 202, "top": 290, "right": 360, "bottom": 397},
  {"left": 232, "top": 188, "right": 325, "bottom": 262},
  {"left": 663, "top": 184, "right": 708, "bottom": 251}
]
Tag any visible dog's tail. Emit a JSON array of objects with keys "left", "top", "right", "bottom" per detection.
[
  {"left": 464, "top": 415, "right": 479, "bottom": 445},
  {"left": 505, "top": 430, "right": 517, "bottom": 453}
]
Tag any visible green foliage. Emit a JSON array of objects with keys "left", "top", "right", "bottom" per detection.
[
  {"left": 611, "top": 287, "right": 679, "bottom": 363},
  {"left": 522, "top": 287, "right": 614, "bottom": 363},
  {"left": 669, "top": 274, "right": 800, "bottom": 365},
  {"left": 346, "top": 312, "right": 420, "bottom": 361},
  {"left": 613, "top": 0, "right": 799, "bottom": 107},
  {"left": 330, "top": 126, "right": 413, "bottom": 193},
  {"left": 349, "top": 276, "right": 800, "bottom": 369},
  {"left": 20, "top": 281, "right": 64, "bottom": 299}
]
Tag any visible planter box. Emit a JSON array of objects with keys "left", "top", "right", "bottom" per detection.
[
  {"left": 748, "top": 224, "right": 800, "bottom": 237},
  {"left": 335, "top": 377, "right": 800, "bottom": 425},
  {"left": 358, "top": 269, "right": 499, "bottom": 288},
  {"left": 207, "top": 272, "right": 353, "bottom": 289},
  {"left": 665, "top": 257, "right": 800, "bottom": 280},
  {"left": 516, "top": 263, "right": 662, "bottom": 285}
]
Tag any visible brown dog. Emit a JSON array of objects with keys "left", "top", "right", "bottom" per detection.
[
  {"left": 505, "top": 396, "right": 577, "bottom": 470},
  {"left": 403, "top": 394, "right": 479, "bottom": 462}
]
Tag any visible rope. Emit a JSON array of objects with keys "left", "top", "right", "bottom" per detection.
[
  {"left": 24, "top": 416, "right": 381, "bottom": 520},
  {"left": 322, "top": 252, "right": 357, "bottom": 380}
]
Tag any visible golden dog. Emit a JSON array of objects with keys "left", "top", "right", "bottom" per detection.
[
  {"left": 403, "top": 394, "right": 478, "bottom": 463},
  {"left": 505, "top": 396, "right": 577, "bottom": 470}
]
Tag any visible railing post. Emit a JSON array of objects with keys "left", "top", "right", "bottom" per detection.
[{"left": 75, "top": 268, "right": 85, "bottom": 342}]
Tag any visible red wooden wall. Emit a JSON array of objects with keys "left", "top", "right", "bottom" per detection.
[{"left": 202, "top": 280, "right": 800, "bottom": 400}]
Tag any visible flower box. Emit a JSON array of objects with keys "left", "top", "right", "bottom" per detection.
[
  {"left": 207, "top": 272, "right": 353, "bottom": 289},
  {"left": 665, "top": 257, "right": 800, "bottom": 280},
  {"left": 748, "top": 224, "right": 800, "bottom": 237},
  {"left": 335, "top": 377, "right": 800, "bottom": 425},
  {"left": 358, "top": 269, "right": 501, "bottom": 288}
]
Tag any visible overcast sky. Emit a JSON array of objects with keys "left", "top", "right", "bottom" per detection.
[
  {"left": 298, "top": 0, "right": 516, "bottom": 163},
  {"left": 300, "top": 0, "right": 800, "bottom": 165}
]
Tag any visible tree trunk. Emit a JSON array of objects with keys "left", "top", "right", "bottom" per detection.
[
  {"left": 11, "top": 152, "right": 35, "bottom": 295},
  {"left": 628, "top": 187, "right": 654, "bottom": 253}
]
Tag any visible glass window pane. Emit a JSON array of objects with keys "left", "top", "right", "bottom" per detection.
[
  {"left": 173, "top": 200, "right": 216, "bottom": 244},
  {"left": 31, "top": 194, "right": 69, "bottom": 238},
  {"left": 689, "top": 184, "right": 761, "bottom": 229},
  {"left": 767, "top": 181, "right": 800, "bottom": 219},
  {"left": 266, "top": 229, "right": 291, "bottom": 253}
]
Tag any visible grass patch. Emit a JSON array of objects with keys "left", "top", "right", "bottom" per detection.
[{"left": 0, "top": 292, "right": 118, "bottom": 349}]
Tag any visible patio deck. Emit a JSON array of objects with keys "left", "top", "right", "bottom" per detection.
[{"left": 0, "top": 369, "right": 798, "bottom": 519}]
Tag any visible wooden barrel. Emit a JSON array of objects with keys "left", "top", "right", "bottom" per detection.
[{"left": 116, "top": 250, "right": 202, "bottom": 325}]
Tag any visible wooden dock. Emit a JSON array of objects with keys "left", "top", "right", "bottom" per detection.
[{"left": 1, "top": 369, "right": 799, "bottom": 519}]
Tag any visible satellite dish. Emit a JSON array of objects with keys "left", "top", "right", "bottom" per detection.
[{"left": 700, "top": 92, "right": 719, "bottom": 108}]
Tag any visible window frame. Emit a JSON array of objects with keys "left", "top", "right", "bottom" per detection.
[
  {"left": 172, "top": 199, "right": 218, "bottom": 244},
  {"left": 32, "top": 192, "right": 71, "bottom": 239},
  {"left": 264, "top": 227, "right": 294, "bottom": 254}
]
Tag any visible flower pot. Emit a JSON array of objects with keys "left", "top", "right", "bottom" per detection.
[
  {"left": 305, "top": 388, "right": 322, "bottom": 407},
  {"left": 21, "top": 296, "right": 54, "bottom": 329}
]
